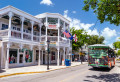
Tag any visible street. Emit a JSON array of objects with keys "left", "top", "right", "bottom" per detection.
[{"left": 0, "top": 62, "right": 120, "bottom": 82}]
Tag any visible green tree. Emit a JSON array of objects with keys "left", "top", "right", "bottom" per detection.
[
  {"left": 70, "top": 27, "right": 89, "bottom": 52},
  {"left": 87, "top": 35, "right": 105, "bottom": 45},
  {"left": 113, "top": 41, "right": 120, "bottom": 49},
  {"left": 83, "top": 0, "right": 120, "bottom": 26},
  {"left": 117, "top": 50, "right": 120, "bottom": 56}
]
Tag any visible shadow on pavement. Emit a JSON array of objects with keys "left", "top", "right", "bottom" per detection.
[
  {"left": 0, "top": 69, "right": 6, "bottom": 73},
  {"left": 88, "top": 67, "right": 115, "bottom": 72},
  {"left": 84, "top": 73, "right": 120, "bottom": 82}
]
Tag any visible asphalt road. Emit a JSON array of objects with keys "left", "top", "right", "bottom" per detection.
[{"left": 0, "top": 62, "right": 120, "bottom": 82}]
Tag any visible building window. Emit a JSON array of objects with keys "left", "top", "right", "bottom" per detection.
[
  {"left": 2, "top": 24, "right": 8, "bottom": 30},
  {"left": 9, "top": 49, "right": 17, "bottom": 64},
  {"left": 51, "top": 51, "right": 55, "bottom": 60},
  {"left": 36, "top": 50, "right": 39, "bottom": 62},
  {"left": 25, "top": 50, "right": 33, "bottom": 63}
]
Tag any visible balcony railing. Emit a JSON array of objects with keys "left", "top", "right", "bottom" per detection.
[
  {"left": 33, "top": 36, "right": 39, "bottom": 42},
  {"left": 11, "top": 30, "right": 21, "bottom": 39},
  {"left": 41, "top": 36, "right": 46, "bottom": 41},
  {"left": 47, "top": 36, "right": 58, "bottom": 41},
  {"left": 0, "top": 29, "right": 8, "bottom": 37},
  {"left": 23, "top": 33, "right": 31, "bottom": 41},
  {"left": 60, "top": 37, "right": 70, "bottom": 44}
]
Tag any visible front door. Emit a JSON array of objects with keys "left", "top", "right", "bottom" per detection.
[
  {"left": 19, "top": 53, "right": 24, "bottom": 66},
  {"left": 43, "top": 51, "right": 45, "bottom": 64}
]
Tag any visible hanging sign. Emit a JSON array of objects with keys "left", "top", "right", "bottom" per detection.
[
  {"left": 48, "top": 24, "right": 57, "bottom": 29},
  {"left": 40, "top": 42, "right": 45, "bottom": 46},
  {"left": 50, "top": 42, "right": 56, "bottom": 46}
]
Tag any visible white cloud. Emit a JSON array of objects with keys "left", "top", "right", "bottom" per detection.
[
  {"left": 116, "top": 37, "right": 120, "bottom": 41},
  {"left": 108, "top": 43, "right": 113, "bottom": 48},
  {"left": 101, "top": 27, "right": 117, "bottom": 40},
  {"left": 101, "top": 27, "right": 117, "bottom": 45},
  {"left": 72, "top": 11, "right": 76, "bottom": 14},
  {"left": 63, "top": 10, "right": 96, "bottom": 35},
  {"left": 87, "top": 29, "right": 99, "bottom": 35},
  {"left": 40, "top": 0, "right": 53, "bottom": 6}
]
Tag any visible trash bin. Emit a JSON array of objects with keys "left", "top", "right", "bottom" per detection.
[{"left": 65, "top": 59, "right": 71, "bottom": 66}]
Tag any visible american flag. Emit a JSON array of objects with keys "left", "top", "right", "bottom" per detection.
[
  {"left": 73, "top": 34, "right": 77, "bottom": 42},
  {"left": 63, "top": 30, "right": 71, "bottom": 38}
]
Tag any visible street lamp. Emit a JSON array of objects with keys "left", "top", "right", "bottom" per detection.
[{"left": 47, "top": 40, "right": 50, "bottom": 70}]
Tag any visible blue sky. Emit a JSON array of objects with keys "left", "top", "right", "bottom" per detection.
[{"left": 0, "top": 0, "right": 119, "bottom": 47}]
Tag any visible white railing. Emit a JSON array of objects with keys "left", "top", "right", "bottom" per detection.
[
  {"left": 60, "top": 37, "right": 70, "bottom": 44},
  {"left": 33, "top": 36, "right": 39, "bottom": 42},
  {"left": 23, "top": 33, "right": 31, "bottom": 41},
  {"left": 41, "top": 36, "right": 46, "bottom": 41},
  {"left": 47, "top": 36, "right": 58, "bottom": 41},
  {"left": 0, "top": 29, "right": 8, "bottom": 37},
  {"left": 11, "top": 30, "right": 21, "bottom": 39}
]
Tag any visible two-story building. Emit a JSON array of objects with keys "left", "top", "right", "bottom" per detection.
[{"left": 0, "top": 6, "right": 72, "bottom": 69}]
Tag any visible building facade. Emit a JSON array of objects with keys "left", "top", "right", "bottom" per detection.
[{"left": 0, "top": 6, "right": 72, "bottom": 69}]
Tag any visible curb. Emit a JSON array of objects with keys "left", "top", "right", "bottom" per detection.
[{"left": 0, "top": 63, "right": 87, "bottom": 78}]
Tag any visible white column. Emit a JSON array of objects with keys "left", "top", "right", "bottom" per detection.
[
  {"left": 63, "top": 22, "right": 65, "bottom": 38},
  {"left": 8, "top": 12, "right": 13, "bottom": 38},
  {"left": 63, "top": 47, "right": 65, "bottom": 60},
  {"left": 58, "top": 18, "right": 60, "bottom": 42},
  {"left": 31, "top": 21, "right": 34, "bottom": 41},
  {"left": 42, "top": 50, "right": 43, "bottom": 64},
  {"left": 5, "top": 43, "right": 10, "bottom": 69},
  {"left": 1, "top": 42, "right": 4, "bottom": 69},
  {"left": 20, "top": 17, "right": 24, "bottom": 40},
  {"left": 38, "top": 47, "right": 41, "bottom": 66},
  {"left": 39, "top": 24, "right": 41, "bottom": 42},
  {"left": 23, "top": 49, "right": 26, "bottom": 65},
  {"left": 17, "top": 48, "right": 19, "bottom": 65},
  {"left": 30, "top": 45, "right": 33, "bottom": 63},
  {"left": 57, "top": 47, "right": 60, "bottom": 66},
  {"left": 46, "top": 17, "right": 48, "bottom": 42}
]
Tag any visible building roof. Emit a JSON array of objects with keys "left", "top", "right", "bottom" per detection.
[
  {"left": 88, "top": 44, "right": 110, "bottom": 48},
  {"left": 35, "top": 13, "right": 70, "bottom": 24}
]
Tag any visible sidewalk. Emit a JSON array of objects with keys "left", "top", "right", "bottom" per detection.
[{"left": 0, "top": 62, "right": 87, "bottom": 78}]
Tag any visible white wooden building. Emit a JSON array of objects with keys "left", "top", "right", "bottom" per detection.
[{"left": 0, "top": 6, "right": 72, "bottom": 69}]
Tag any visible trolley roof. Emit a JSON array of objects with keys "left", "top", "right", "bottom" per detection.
[{"left": 88, "top": 44, "right": 110, "bottom": 48}]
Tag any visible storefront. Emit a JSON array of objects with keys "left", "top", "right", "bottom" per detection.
[{"left": 9, "top": 48, "right": 33, "bottom": 68}]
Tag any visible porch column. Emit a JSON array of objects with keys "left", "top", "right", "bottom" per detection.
[
  {"left": 8, "top": 12, "right": 13, "bottom": 38},
  {"left": 20, "top": 16, "right": 24, "bottom": 40},
  {"left": 5, "top": 43, "right": 10, "bottom": 69},
  {"left": 42, "top": 50, "right": 43, "bottom": 64},
  {"left": 38, "top": 47, "right": 41, "bottom": 66},
  {"left": 31, "top": 21, "right": 34, "bottom": 41},
  {"left": 23, "top": 49, "right": 26, "bottom": 65},
  {"left": 57, "top": 47, "right": 60, "bottom": 66},
  {"left": 1, "top": 42, "right": 4, "bottom": 69},
  {"left": 39, "top": 24, "right": 41, "bottom": 42},
  {"left": 63, "top": 47, "right": 65, "bottom": 60},
  {"left": 46, "top": 17, "right": 48, "bottom": 42},
  {"left": 64, "top": 22, "right": 65, "bottom": 37}
]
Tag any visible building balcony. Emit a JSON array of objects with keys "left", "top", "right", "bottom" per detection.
[
  {"left": 11, "top": 30, "right": 21, "bottom": 39},
  {"left": 33, "top": 36, "right": 40, "bottom": 42},
  {"left": 0, "top": 29, "right": 8, "bottom": 37}
]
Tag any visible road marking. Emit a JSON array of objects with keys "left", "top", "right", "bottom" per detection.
[{"left": 60, "top": 70, "right": 89, "bottom": 82}]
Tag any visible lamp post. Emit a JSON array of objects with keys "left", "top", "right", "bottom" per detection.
[{"left": 47, "top": 40, "right": 50, "bottom": 70}]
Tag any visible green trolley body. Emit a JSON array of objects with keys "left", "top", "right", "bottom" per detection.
[{"left": 88, "top": 44, "right": 115, "bottom": 68}]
